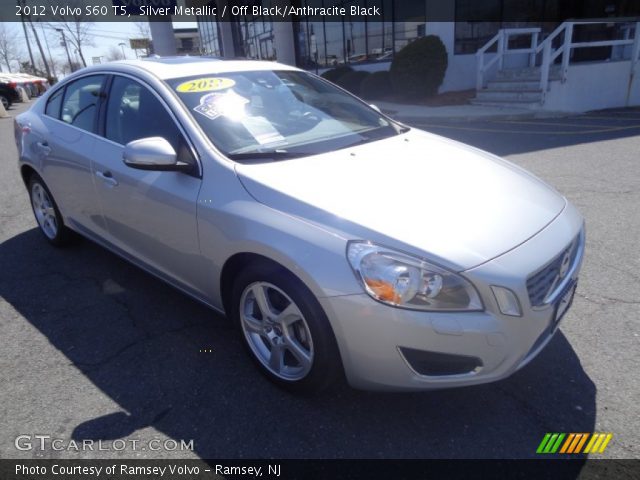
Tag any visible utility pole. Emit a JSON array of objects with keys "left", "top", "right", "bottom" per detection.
[
  {"left": 28, "top": 17, "right": 51, "bottom": 78},
  {"left": 119, "top": 42, "right": 127, "bottom": 59},
  {"left": 18, "top": 0, "right": 36, "bottom": 72},
  {"left": 40, "top": 22, "right": 56, "bottom": 78},
  {"left": 56, "top": 29, "right": 74, "bottom": 73}
]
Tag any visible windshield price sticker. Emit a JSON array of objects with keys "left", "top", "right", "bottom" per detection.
[{"left": 176, "top": 78, "right": 236, "bottom": 93}]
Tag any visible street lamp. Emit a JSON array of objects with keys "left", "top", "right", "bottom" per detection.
[{"left": 118, "top": 42, "right": 127, "bottom": 60}]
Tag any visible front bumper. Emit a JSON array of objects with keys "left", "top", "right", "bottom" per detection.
[{"left": 320, "top": 202, "right": 585, "bottom": 391}]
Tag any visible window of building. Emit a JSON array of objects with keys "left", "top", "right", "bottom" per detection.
[
  {"left": 454, "top": 0, "right": 561, "bottom": 54},
  {"left": 197, "top": 16, "right": 222, "bottom": 56},
  {"left": 295, "top": 0, "right": 407, "bottom": 70}
]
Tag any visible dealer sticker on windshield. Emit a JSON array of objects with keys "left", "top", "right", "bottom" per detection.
[
  {"left": 176, "top": 77, "right": 235, "bottom": 93},
  {"left": 193, "top": 90, "right": 249, "bottom": 120}
]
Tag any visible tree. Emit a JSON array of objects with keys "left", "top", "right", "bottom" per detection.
[
  {"left": 20, "top": 61, "right": 47, "bottom": 77},
  {"left": 390, "top": 36, "right": 448, "bottom": 98},
  {"left": 134, "top": 21, "right": 151, "bottom": 40},
  {"left": 0, "top": 24, "right": 23, "bottom": 73},
  {"left": 57, "top": 58, "right": 82, "bottom": 76},
  {"left": 133, "top": 21, "right": 151, "bottom": 57},
  {"left": 105, "top": 46, "right": 125, "bottom": 62},
  {"left": 46, "top": 0, "right": 95, "bottom": 68}
]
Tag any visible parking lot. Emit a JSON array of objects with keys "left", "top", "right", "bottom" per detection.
[{"left": 1, "top": 101, "right": 639, "bottom": 460}]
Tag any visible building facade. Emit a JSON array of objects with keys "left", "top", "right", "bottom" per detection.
[{"left": 196, "top": 0, "right": 637, "bottom": 92}]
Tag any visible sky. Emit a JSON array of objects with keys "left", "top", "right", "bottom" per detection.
[{"left": 1, "top": 20, "right": 196, "bottom": 76}]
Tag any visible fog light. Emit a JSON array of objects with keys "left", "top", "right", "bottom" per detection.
[{"left": 491, "top": 286, "right": 522, "bottom": 317}]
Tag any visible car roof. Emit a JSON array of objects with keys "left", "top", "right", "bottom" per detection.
[{"left": 98, "top": 56, "right": 301, "bottom": 80}]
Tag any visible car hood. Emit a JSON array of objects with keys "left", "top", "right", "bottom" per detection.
[{"left": 235, "top": 129, "right": 566, "bottom": 270}]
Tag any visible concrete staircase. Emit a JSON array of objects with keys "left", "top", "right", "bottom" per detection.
[{"left": 473, "top": 66, "right": 561, "bottom": 108}]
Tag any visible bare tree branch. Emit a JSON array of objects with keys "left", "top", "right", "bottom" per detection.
[
  {"left": 0, "top": 24, "right": 24, "bottom": 73},
  {"left": 104, "top": 45, "right": 125, "bottom": 62},
  {"left": 45, "top": 0, "right": 95, "bottom": 68},
  {"left": 134, "top": 21, "right": 151, "bottom": 39}
]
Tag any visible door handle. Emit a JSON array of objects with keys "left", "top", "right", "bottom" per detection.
[
  {"left": 96, "top": 170, "right": 118, "bottom": 187},
  {"left": 36, "top": 141, "right": 51, "bottom": 155}
]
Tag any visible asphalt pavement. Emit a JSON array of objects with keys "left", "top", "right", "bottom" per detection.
[{"left": 1, "top": 102, "right": 639, "bottom": 462}]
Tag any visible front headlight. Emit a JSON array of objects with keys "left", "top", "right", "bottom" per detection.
[{"left": 347, "top": 242, "right": 483, "bottom": 311}]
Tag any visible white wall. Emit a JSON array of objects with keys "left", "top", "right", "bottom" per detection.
[
  {"left": 544, "top": 61, "right": 640, "bottom": 112},
  {"left": 424, "top": 21, "right": 474, "bottom": 92}
]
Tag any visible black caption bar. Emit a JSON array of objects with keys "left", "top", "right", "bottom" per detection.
[
  {"left": 1, "top": 459, "right": 640, "bottom": 480},
  {"left": 3, "top": 0, "right": 640, "bottom": 23}
]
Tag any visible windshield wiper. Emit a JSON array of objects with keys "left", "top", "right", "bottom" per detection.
[{"left": 226, "top": 150, "right": 308, "bottom": 162}]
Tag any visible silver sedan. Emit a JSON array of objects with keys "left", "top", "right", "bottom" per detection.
[{"left": 14, "top": 58, "right": 584, "bottom": 392}]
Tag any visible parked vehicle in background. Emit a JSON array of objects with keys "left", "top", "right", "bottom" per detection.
[
  {"left": 0, "top": 74, "right": 49, "bottom": 103},
  {"left": 0, "top": 78, "right": 23, "bottom": 109},
  {"left": 13, "top": 73, "right": 49, "bottom": 97},
  {"left": 14, "top": 58, "right": 584, "bottom": 393}
]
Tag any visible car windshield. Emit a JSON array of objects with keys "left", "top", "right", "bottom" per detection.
[{"left": 166, "top": 70, "right": 403, "bottom": 161}]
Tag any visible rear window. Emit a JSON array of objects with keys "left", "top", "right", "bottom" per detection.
[
  {"left": 60, "top": 75, "right": 105, "bottom": 133},
  {"left": 44, "top": 88, "right": 64, "bottom": 119}
]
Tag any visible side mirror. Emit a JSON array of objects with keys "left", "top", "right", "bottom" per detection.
[
  {"left": 369, "top": 104, "right": 381, "bottom": 113},
  {"left": 123, "top": 137, "right": 189, "bottom": 172}
]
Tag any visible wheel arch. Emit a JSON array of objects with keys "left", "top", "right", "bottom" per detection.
[
  {"left": 220, "top": 252, "right": 315, "bottom": 316},
  {"left": 20, "top": 164, "right": 38, "bottom": 187}
]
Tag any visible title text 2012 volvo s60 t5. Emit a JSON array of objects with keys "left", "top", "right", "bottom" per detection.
[{"left": 14, "top": 57, "right": 584, "bottom": 392}]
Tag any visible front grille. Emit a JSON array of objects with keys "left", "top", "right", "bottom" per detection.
[{"left": 526, "top": 234, "right": 580, "bottom": 307}]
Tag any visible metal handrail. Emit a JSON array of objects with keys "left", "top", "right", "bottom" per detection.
[
  {"left": 476, "top": 19, "right": 640, "bottom": 104},
  {"left": 476, "top": 28, "right": 540, "bottom": 90},
  {"left": 538, "top": 20, "right": 640, "bottom": 95}
]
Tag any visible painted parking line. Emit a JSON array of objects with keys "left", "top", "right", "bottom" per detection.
[
  {"left": 578, "top": 115, "right": 640, "bottom": 121},
  {"left": 489, "top": 119, "right": 636, "bottom": 128},
  {"left": 410, "top": 122, "right": 640, "bottom": 135}
]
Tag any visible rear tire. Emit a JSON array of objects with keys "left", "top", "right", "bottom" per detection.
[
  {"left": 28, "top": 174, "right": 74, "bottom": 247},
  {"left": 230, "top": 262, "right": 343, "bottom": 393},
  {"left": 0, "top": 94, "right": 9, "bottom": 110}
]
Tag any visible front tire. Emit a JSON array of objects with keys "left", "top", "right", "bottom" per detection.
[
  {"left": 28, "top": 174, "right": 73, "bottom": 247},
  {"left": 0, "top": 94, "right": 9, "bottom": 110},
  {"left": 230, "top": 262, "right": 342, "bottom": 393}
]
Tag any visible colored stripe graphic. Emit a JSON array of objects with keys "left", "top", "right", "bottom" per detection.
[
  {"left": 550, "top": 433, "right": 565, "bottom": 453},
  {"left": 598, "top": 434, "right": 613, "bottom": 453},
  {"left": 536, "top": 433, "right": 552, "bottom": 453},
  {"left": 537, "top": 433, "right": 613, "bottom": 454},
  {"left": 583, "top": 434, "right": 599, "bottom": 453},
  {"left": 544, "top": 434, "right": 559, "bottom": 453},
  {"left": 559, "top": 433, "right": 575, "bottom": 453},
  {"left": 574, "top": 433, "right": 589, "bottom": 453},
  {"left": 567, "top": 433, "right": 584, "bottom": 453}
]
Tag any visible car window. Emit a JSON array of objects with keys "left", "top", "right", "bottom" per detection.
[
  {"left": 105, "top": 76, "right": 194, "bottom": 166},
  {"left": 45, "top": 87, "right": 64, "bottom": 119},
  {"left": 60, "top": 75, "right": 105, "bottom": 132}
]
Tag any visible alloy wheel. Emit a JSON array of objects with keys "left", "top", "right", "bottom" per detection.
[
  {"left": 31, "top": 182, "right": 58, "bottom": 239},
  {"left": 239, "top": 281, "right": 314, "bottom": 381}
]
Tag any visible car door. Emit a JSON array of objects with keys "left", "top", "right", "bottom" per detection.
[
  {"left": 91, "top": 74, "right": 206, "bottom": 294},
  {"left": 39, "top": 74, "right": 109, "bottom": 235}
]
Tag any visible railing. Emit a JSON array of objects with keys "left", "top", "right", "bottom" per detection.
[
  {"left": 477, "top": 20, "right": 640, "bottom": 101},
  {"left": 537, "top": 20, "right": 640, "bottom": 94},
  {"left": 476, "top": 28, "right": 540, "bottom": 90}
]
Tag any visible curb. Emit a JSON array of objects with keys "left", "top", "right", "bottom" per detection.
[{"left": 385, "top": 110, "right": 571, "bottom": 123}]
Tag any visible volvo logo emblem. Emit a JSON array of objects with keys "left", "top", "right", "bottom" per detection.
[{"left": 558, "top": 250, "right": 572, "bottom": 279}]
